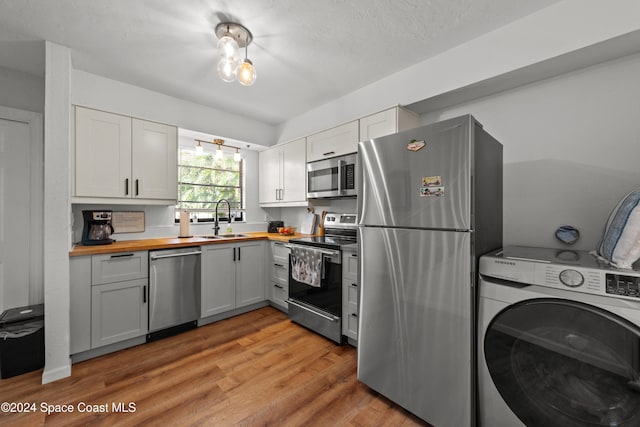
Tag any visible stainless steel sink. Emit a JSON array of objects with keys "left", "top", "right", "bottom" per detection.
[
  {"left": 217, "top": 233, "right": 250, "bottom": 238},
  {"left": 199, "top": 234, "right": 250, "bottom": 239}
]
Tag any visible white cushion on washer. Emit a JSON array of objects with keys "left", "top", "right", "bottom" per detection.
[{"left": 596, "top": 190, "right": 640, "bottom": 269}]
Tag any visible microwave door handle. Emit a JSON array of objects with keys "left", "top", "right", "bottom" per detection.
[{"left": 337, "top": 160, "right": 343, "bottom": 195}]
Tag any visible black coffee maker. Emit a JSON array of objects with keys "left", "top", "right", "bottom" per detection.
[{"left": 81, "top": 210, "right": 115, "bottom": 245}]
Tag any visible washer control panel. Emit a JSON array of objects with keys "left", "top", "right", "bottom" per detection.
[
  {"left": 606, "top": 274, "right": 640, "bottom": 298},
  {"left": 480, "top": 246, "right": 640, "bottom": 302}
]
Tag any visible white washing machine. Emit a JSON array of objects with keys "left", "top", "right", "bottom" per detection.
[{"left": 478, "top": 246, "right": 640, "bottom": 427}]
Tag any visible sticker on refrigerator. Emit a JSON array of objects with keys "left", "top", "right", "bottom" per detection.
[
  {"left": 407, "top": 139, "right": 425, "bottom": 152},
  {"left": 420, "top": 186, "right": 445, "bottom": 197},
  {"left": 422, "top": 176, "right": 442, "bottom": 187}
]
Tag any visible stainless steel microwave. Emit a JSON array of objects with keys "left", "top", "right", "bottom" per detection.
[{"left": 307, "top": 153, "right": 357, "bottom": 199}]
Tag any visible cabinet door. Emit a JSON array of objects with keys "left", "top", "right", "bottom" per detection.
[
  {"left": 359, "top": 107, "right": 419, "bottom": 141},
  {"left": 236, "top": 242, "right": 265, "bottom": 308},
  {"left": 259, "top": 146, "right": 282, "bottom": 203},
  {"left": 70, "top": 256, "right": 92, "bottom": 354},
  {"left": 359, "top": 108, "right": 398, "bottom": 141},
  {"left": 131, "top": 119, "right": 177, "bottom": 200},
  {"left": 306, "top": 121, "right": 359, "bottom": 162},
  {"left": 201, "top": 244, "right": 236, "bottom": 317},
  {"left": 75, "top": 107, "right": 132, "bottom": 198},
  {"left": 342, "top": 249, "right": 359, "bottom": 340},
  {"left": 91, "top": 279, "right": 148, "bottom": 348},
  {"left": 281, "top": 138, "right": 307, "bottom": 203}
]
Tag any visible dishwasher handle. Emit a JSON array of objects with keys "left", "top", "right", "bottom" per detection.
[{"left": 150, "top": 250, "right": 202, "bottom": 260}]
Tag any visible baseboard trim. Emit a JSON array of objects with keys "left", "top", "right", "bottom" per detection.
[{"left": 41, "top": 360, "right": 72, "bottom": 384}]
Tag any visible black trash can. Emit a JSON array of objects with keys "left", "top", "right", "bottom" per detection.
[{"left": 0, "top": 304, "right": 44, "bottom": 379}]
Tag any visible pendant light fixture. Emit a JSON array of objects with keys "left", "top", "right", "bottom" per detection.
[
  {"left": 215, "top": 22, "right": 255, "bottom": 86},
  {"left": 194, "top": 138, "right": 243, "bottom": 162}
]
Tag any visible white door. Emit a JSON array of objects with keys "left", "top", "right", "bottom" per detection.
[{"left": 0, "top": 110, "right": 42, "bottom": 312}]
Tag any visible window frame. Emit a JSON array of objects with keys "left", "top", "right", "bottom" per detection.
[{"left": 175, "top": 145, "right": 245, "bottom": 223}]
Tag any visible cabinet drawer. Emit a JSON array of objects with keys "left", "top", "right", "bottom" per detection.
[
  {"left": 343, "top": 250, "right": 358, "bottom": 278},
  {"left": 271, "top": 242, "right": 290, "bottom": 263},
  {"left": 346, "top": 281, "right": 358, "bottom": 305},
  {"left": 271, "top": 282, "right": 288, "bottom": 306},
  {"left": 92, "top": 251, "right": 148, "bottom": 285},
  {"left": 345, "top": 303, "right": 359, "bottom": 337},
  {"left": 272, "top": 261, "right": 288, "bottom": 284}
]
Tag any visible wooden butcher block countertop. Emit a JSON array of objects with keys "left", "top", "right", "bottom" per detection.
[{"left": 69, "top": 232, "right": 313, "bottom": 257}]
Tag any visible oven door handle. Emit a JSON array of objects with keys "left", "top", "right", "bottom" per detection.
[
  {"left": 287, "top": 243, "right": 340, "bottom": 258},
  {"left": 287, "top": 299, "right": 339, "bottom": 322}
]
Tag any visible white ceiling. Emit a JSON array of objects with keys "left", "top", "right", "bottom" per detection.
[{"left": 0, "top": 0, "right": 561, "bottom": 125}]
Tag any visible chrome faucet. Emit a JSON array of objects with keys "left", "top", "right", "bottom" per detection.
[{"left": 214, "top": 199, "right": 232, "bottom": 236}]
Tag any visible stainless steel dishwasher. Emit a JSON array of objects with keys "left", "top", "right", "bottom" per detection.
[{"left": 148, "top": 246, "right": 201, "bottom": 341}]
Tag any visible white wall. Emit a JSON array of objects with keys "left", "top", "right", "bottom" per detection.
[
  {"left": 420, "top": 53, "right": 640, "bottom": 251},
  {"left": 0, "top": 65, "right": 44, "bottom": 113},
  {"left": 71, "top": 70, "right": 276, "bottom": 146},
  {"left": 276, "top": 0, "right": 640, "bottom": 143},
  {"left": 274, "top": 0, "right": 640, "bottom": 252}
]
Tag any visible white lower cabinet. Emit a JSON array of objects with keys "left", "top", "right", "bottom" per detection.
[
  {"left": 342, "top": 248, "right": 359, "bottom": 343},
  {"left": 70, "top": 251, "right": 149, "bottom": 355},
  {"left": 91, "top": 278, "right": 148, "bottom": 348},
  {"left": 268, "top": 242, "right": 290, "bottom": 310},
  {"left": 201, "top": 241, "right": 266, "bottom": 317}
]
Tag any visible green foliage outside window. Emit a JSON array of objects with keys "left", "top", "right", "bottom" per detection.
[{"left": 177, "top": 148, "right": 244, "bottom": 221}]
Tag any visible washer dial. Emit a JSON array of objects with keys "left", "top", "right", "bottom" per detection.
[{"left": 559, "top": 269, "right": 584, "bottom": 287}]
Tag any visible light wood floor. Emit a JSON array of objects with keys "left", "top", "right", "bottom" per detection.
[{"left": 0, "top": 307, "right": 429, "bottom": 426}]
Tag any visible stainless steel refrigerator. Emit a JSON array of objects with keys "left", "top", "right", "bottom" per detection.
[{"left": 357, "top": 114, "right": 502, "bottom": 427}]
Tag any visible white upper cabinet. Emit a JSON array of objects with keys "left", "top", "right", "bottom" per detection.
[
  {"left": 280, "top": 138, "right": 306, "bottom": 203},
  {"left": 359, "top": 106, "right": 420, "bottom": 141},
  {"left": 306, "top": 120, "right": 359, "bottom": 162},
  {"left": 74, "top": 106, "right": 177, "bottom": 203},
  {"left": 131, "top": 118, "right": 177, "bottom": 200},
  {"left": 259, "top": 137, "right": 307, "bottom": 206},
  {"left": 75, "top": 107, "right": 132, "bottom": 198},
  {"left": 259, "top": 144, "right": 282, "bottom": 205}
]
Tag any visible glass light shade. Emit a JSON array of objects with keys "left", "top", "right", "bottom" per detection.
[
  {"left": 216, "top": 146, "right": 224, "bottom": 160},
  {"left": 236, "top": 59, "right": 256, "bottom": 86},
  {"left": 217, "top": 35, "right": 239, "bottom": 60},
  {"left": 234, "top": 150, "right": 241, "bottom": 162},
  {"left": 195, "top": 142, "right": 204, "bottom": 155},
  {"left": 217, "top": 58, "right": 237, "bottom": 82}
]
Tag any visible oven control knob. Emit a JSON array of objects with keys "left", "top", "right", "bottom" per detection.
[{"left": 559, "top": 269, "right": 584, "bottom": 287}]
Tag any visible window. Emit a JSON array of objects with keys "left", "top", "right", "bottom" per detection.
[{"left": 176, "top": 146, "right": 244, "bottom": 222}]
